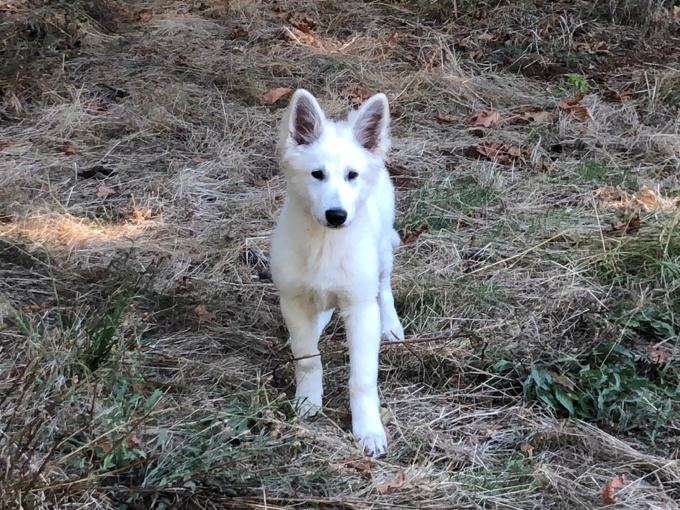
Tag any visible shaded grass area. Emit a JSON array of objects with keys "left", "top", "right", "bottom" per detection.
[{"left": 1, "top": 0, "right": 680, "bottom": 509}]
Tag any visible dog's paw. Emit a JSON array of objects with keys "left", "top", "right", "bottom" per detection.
[
  {"left": 354, "top": 425, "right": 388, "bottom": 457},
  {"left": 381, "top": 320, "right": 405, "bottom": 342}
]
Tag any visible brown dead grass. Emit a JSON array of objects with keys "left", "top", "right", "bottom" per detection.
[{"left": 1, "top": 1, "right": 680, "bottom": 509}]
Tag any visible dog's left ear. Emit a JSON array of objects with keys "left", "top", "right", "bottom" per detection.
[{"left": 350, "top": 93, "right": 390, "bottom": 157}]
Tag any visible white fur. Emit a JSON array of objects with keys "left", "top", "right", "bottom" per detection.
[{"left": 270, "top": 89, "right": 404, "bottom": 456}]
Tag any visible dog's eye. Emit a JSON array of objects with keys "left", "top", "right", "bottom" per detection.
[
  {"left": 347, "top": 170, "right": 359, "bottom": 181},
  {"left": 311, "top": 170, "right": 324, "bottom": 180}
]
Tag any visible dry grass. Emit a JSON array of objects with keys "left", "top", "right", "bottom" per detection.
[{"left": 1, "top": 0, "right": 680, "bottom": 509}]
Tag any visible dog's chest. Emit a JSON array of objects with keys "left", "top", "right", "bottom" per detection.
[{"left": 296, "top": 233, "right": 379, "bottom": 296}]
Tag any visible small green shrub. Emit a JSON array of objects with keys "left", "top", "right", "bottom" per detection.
[{"left": 494, "top": 343, "right": 680, "bottom": 444}]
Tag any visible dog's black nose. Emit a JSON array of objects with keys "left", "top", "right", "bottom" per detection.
[{"left": 325, "top": 208, "right": 347, "bottom": 227}]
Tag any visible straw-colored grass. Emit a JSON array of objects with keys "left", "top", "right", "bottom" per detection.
[{"left": 1, "top": 1, "right": 679, "bottom": 509}]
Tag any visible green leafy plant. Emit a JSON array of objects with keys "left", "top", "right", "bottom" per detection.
[
  {"left": 566, "top": 73, "right": 590, "bottom": 95},
  {"left": 494, "top": 343, "right": 680, "bottom": 444}
]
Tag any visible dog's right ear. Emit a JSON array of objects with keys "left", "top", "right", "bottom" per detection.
[{"left": 282, "top": 89, "right": 325, "bottom": 149}]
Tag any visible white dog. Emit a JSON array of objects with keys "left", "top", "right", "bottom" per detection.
[{"left": 270, "top": 89, "right": 404, "bottom": 456}]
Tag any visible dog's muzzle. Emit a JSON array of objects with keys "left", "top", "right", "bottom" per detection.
[{"left": 325, "top": 208, "right": 347, "bottom": 228}]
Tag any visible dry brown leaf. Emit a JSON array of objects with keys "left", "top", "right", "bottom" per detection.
[
  {"left": 377, "top": 470, "right": 409, "bottom": 494},
  {"left": 261, "top": 87, "right": 293, "bottom": 105},
  {"left": 330, "top": 458, "right": 375, "bottom": 478},
  {"left": 99, "top": 441, "right": 113, "bottom": 454},
  {"left": 194, "top": 304, "right": 216, "bottom": 323},
  {"left": 288, "top": 13, "right": 317, "bottom": 34},
  {"left": 674, "top": 6, "right": 680, "bottom": 19},
  {"left": 127, "top": 435, "right": 143, "bottom": 449},
  {"left": 603, "top": 88, "right": 633, "bottom": 103},
  {"left": 340, "top": 83, "right": 376, "bottom": 106},
  {"left": 402, "top": 223, "right": 428, "bottom": 245},
  {"left": 87, "top": 101, "right": 109, "bottom": 115},
  {"left": 635, "top": 187, "right": 660, "bottom": 211},
  {"left": 558, "top": 94, "right": 593, "bottom": 121},
  {"left": 135, "top": 8, "right": 154, "bottom": 22},
  {"left": 469, "top": 110, "right": 501, "bottom": 128},
  {"left": 539, "top": 157, "right": 553, "bottom": 174},
  {"left": 228, "top": 27, "right": 249, "bottom": 40},
  {"left": 601, "top": 475, "right": 626, "bottom": 505},
  {"left": 552, "top": 373, "right": 575, "bottom": 391},
  {"left": 437, "top": 112, "right": 457, "bottom": 123},
  {"left": 470, "top": 142, "right": 522, "bottom": 165},
  {"left": 478, "top": 30, "right": 502, "bottom": 42},
  {"left": 520, "top": 442, "right": 534, "bottom": 458},
  {"left": 0, "top": 0, "right": 25, "bottom": 12},
  {"left": 468, "top": 50, "right": 484, "bottom": 59},
  {"left": 454, "top": 36, "right": 470, "bottom": 49},
  {"left": 608, "top": 213, "right": 641, "bottom": 235},
  {"left": 97, "top": 185, "right": 117, "bottom": 198},
  {"left": 521, "top": 110, "right": 554, "bottom": 124},
  {"left": 649, "top": 345, "right": 671, "bottom": 364},
  {"left": 57, "top": 142, "right": 77, "bottom": 155}
]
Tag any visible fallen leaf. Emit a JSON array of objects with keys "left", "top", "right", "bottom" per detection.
[
  {"left": 340, "top": 83, "right": 376, "bottom": 106},
  {"left": 57, "top": 142, "right": 77, "bottom": 155},
  {"left": 228, "top": 26, "right": 249, "bottom": 40},
  {"left": 98, "top": 441, "right": 113, "bottom": 454},
  {"left": 194, "top": 304, "right": 216, "bottom": 323},
  {"left": 437, "top": 112, "right": 457, "bottom": 123},
  {"left": 602, "top": 88, "right": 633, "bottom": 103},
  {"left": 552, "top": 373, "right": 575, "bottom": 391},
  {"left": 649, "top": 345, "right": 671, "bottom": 364},
  {"left": 331, "top": 457, "right": 375, "bottom": 477},
  {"left": 469, "top": 142, "right": 522, "bottom": 166},
  {"left": 520, "top": 442, "right": 534, "bottom": 458},
  {"left": 135, "top": 8, "right": 153, "bottom": 22},
  {"left": 377, "top": 470, "right": 409, "bottom": 494},
  {"left": 454, "top": 36, "right": 470, "bottom": 49},
  {"left": 261, "top": 87, "right": 293, "bottom": 105},
  {"left": 468, "top": 50, "right": 484, "bottom": 59},
  {"left": 601, "top": 475, "right": 626, "bottom": 505},
  {"left": 539, "top": 157, "right": 553, "bottom": 174},
  {"left": 469, "top": 110, "right": 501, "bottom": 128},
  {"left": 521, "top": 109, "right": 554, "bottom": 124},
  {"left": 402, "top": 223, "right": 428, "bottom": 245},
  {"left": 607, "top": 213, "right": 641, "bottom": 235},
  {"left": 478, "top": 30, "right": 502, "bottom": 42},
  {"left": 0, "top": 0, "right": 25, "bottom": 12},
  {"left": 127, "top": 435, "right": 143, "bottom": 449},
  {"left": 97, "top": 185, "right": 117, "bottom": 198},
  {"left": 288, "top": 13, "right": 317, "bottom": 34},
  {"left": 635, "top": 187, "right": 660, "bottom": 211},
  {"left": 87, "top": 101, "right": 109, "bottom": 115},
  {"left": 558, "top": 94, "right": 593, "bottom": 121},
  {"left": 674, "top": 6, "right": 680, "bottom": 19}
]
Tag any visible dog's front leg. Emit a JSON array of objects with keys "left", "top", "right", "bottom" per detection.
[
  {"left": 345, "top": 299, "right": 387, "bottom": 456},
  {"left": 281, "top": 295, "right": 328, "bottom": 417}
]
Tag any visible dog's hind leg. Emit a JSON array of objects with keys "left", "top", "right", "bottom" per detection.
[
  {"left": 378, "top": 234, "right": 405, "bottom": 341},
  {"left": 281, "top": 296, "right": 330, "bottom": 417},
  {"left": 344, "top": 299, "right": 387, "bottom": 456}
]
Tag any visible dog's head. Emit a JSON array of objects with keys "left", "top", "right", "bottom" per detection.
[{"left": 277, "top": 89, "right": 390, "bottom": 229}]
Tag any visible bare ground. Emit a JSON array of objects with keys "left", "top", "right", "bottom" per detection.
[{"left": 1, "top": 0, "right": 680, "bottom": 509}]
